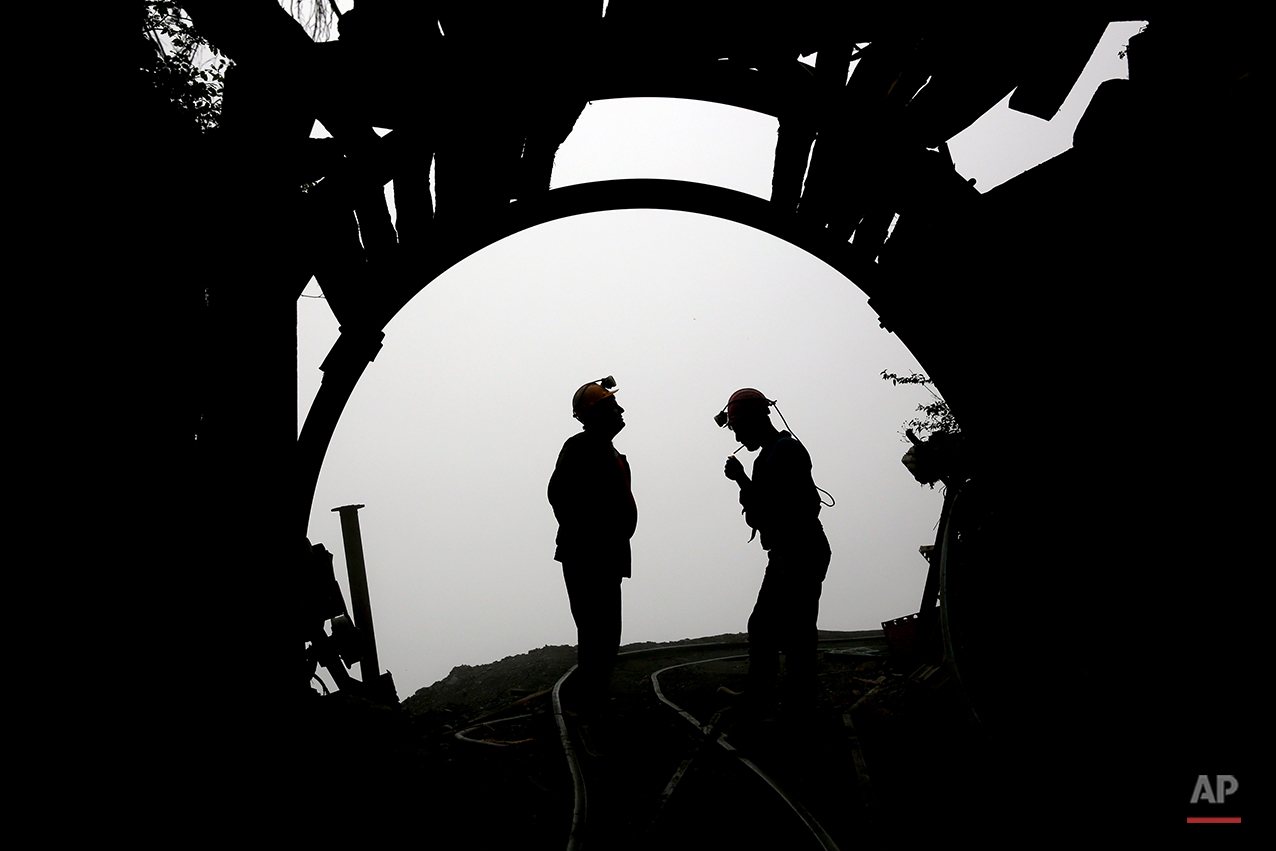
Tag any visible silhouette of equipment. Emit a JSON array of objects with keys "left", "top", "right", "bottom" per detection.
[{"left": 301, "top": 508, "right": 398, "bottom": 704}]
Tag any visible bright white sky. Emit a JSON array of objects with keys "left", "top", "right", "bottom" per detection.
[{"left": 298, "top": 17, "right": 1145, "bottom": 697}]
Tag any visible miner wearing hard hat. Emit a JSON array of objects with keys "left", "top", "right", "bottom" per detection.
[
  {"left": 548, "top": 376, "right": 637, "bottom": 717},
  {"left": 717, "top": 388, "right": 831, "bottom": 718}
]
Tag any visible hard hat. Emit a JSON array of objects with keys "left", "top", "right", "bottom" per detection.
[
  {"left": 572, "top": 376, "right": 618, "bottom": 419},
  {"left": 715, "top": 388, "right": 772, "bottom": 427}
]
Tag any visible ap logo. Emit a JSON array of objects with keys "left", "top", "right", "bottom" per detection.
[
  {"left": 1187, "top": 774, "right": 1241, "bottom": 823},
  {"left": 1190, "top": 775, "right": 1238, "bottom": 804}
]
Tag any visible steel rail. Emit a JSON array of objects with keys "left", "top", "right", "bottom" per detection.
[
  {"left": 453, "top": 713, "right": 536, "bottom": 747},
  {"left": 550, "top": 635, "right": 884, "bottom": 850},
  {"left": 551, "top": 665, "right": 588, "bottom": 851},
  {"left": 650, "top": 656, "right": 843, "bottom": 851}
]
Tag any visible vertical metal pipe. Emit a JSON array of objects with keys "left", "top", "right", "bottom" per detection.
[{"left": 332, "top": 503, "right": 380, "bottom": 687}]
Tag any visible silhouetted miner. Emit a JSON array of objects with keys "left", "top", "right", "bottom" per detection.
[
  {"left": 717, "top": 389, "right": 830, "bottom": 717},
  {"left": 548, "top": 376, "right": 637, "bottom": 717}
]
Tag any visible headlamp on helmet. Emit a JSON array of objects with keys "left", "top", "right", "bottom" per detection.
[
  {"left": 572, "top": 375, "right": 618, "bottom": 420},
  {"left": 714, "top": 388, "right": 773, "bottom": 428}
]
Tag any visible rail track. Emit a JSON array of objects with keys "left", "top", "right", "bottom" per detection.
[
  {"left": 547, "top": 634, "right": 884, "bottom": 850},
  {"left": 437, "top": 625, "right": 1025, "bottom": 847}
]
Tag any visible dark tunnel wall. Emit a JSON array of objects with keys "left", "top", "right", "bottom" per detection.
[{"left": 136, "top": 5, "right": 1257, "bottom": 817}]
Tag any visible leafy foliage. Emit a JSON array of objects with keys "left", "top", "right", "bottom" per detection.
[
  {"left": 881, "top": 370, "right": 960, "bottom": 439},
  {"left": 140, "top": 2, "right": 339, "bottom": 134},
  {"left": 141, "top": 2, "right": 232, "bottom": 133}
]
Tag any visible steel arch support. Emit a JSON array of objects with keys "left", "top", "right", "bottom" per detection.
[{"left": 297, "top": 178, "right": 888, "bottom": 530}]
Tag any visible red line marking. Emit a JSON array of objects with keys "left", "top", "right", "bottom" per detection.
[{"left": 1187, "top": 818, "right": 1241, "bottom": 823}]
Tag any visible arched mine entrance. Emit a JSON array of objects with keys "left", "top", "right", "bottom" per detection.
[
  {"left": 154, "top": 5, "right": 1256, "bottom": 828},
  {"left": 300, "top": 205, "right": 943, "bottom": 694}
]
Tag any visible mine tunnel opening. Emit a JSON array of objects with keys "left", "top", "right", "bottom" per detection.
[
  {"left": 296, "top": 16, "right": 1150, "bottom": 697},
  {"left": 300, "top": 207, "right": 951, "bottom": 697}
]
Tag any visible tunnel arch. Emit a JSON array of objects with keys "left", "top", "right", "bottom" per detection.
[
  {"left": 142, "top": 8, "right": 1266, "bottom": 821},
  {"left": 299, "top": 203, "right": 941, "bottom": 691},
  {"left": 144, "top": 8, "right": 1264, "bottom": 816},
  {"left": 298, "top": 153, "right": 895, "bottom": 530},
  {"left": 299, "top": 176, "right": 891, "bottom": 527},
  {"left": 295, "top": 53, "right": 867, "bottom": 527}
]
